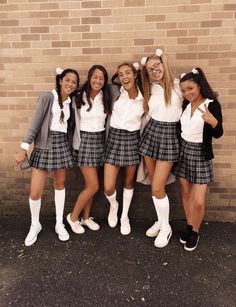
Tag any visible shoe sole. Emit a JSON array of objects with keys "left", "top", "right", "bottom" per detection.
[
  {"left": 180, "top": 238, "right": 187, "bottom": 244},
  {"left": 154, "top": 229, "right": 172, "bottom": 248},
  {"left": 24, "top": 224, "right": 42, "bottom": 247},
  {"left": 57, "top": 234, "right": 70, "bottom": 241},
  {"left": 184, "top": 237, "right": 199, "bottom": 252},
  {"left": 146, "top": 230, "right": 160, "bottom": 238}
]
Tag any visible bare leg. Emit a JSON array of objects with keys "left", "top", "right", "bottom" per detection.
[
  {"left": 191, "top": 184, "right": 208, "bottom": 232},
  {"left": 70, "top": 167, "right": 99, "bottom": 222},
  {"left": 179, "top": 177, "right": 193, "bottom": 226}
]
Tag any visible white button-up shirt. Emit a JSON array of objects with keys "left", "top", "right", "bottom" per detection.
[
  {"left": 181, "top": 98, "right": 212, "bottom": 143},
  {"left": 110, "top": 87, "right": 144, "bottom": 131},
  {"left": 80, "top": 91, "right": 107, "bottom": 132},
  {"left": 50, "top": 89, "right": 71, "bottom": 133},
  {"left": 148, "top": 79, "right": 182, "bottom": 122}
]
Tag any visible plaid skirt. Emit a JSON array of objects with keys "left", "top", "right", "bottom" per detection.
[
  {"left": 73, "top": 130, "right": 105, "bottom": 167},
  {"left": 139, "top": 118, "right": 179, "bottom": 162},
  {"left": 30, "top": 131, "right": 74, "bottom": 171},
  {"left": 104, "top": 127, "right": 140, "bottom": 166},
  {"left": 173, "top": 138, "right": 213, "bottom": 184}
]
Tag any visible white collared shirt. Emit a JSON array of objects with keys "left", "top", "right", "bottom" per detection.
[
  {"left": 80, "top": 91, "right": 107, "bottom": 132},
  {"left": 110, "top": 86, "right": 144, "bottom": 131},
  {"left": 50, "top": 89, "right": 71, "bottom": 133},
  {"left": 181, "top": 98, "right": 212, "bottom": 143},
  {"left": 148, "top": 79, "right": 183, "bottom": 122}
]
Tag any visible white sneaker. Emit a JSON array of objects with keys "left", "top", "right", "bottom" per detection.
[
  {"left": 146, "top": 221, "right": 162, "bottom": 237},
  {"left": 120, "top": 218, "right": 131, "bottom": 235},
  {"left": 108, "top": 202, "right": 118, "bottom": 228},
  {"left": 55, "top": 222, "right": 70, "bottom": 241},
  {"left": 66, "top": 213, "right": 85, "bottom": 234},
  {"left": 81, "top": 217, "right": 100, "bottom": 231},
  {"left": 24, "top": 222, "right": 42, "bottom": 246},
  {"left": 154, "top": 227, "right": 172, "bottom": 248}
]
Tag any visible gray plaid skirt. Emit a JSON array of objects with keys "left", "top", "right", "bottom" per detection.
[
  {"left": 104, "top": 127, "right": 140, "bottom": 166},
  {"left": 173, "top": 138, "right": 213, "bottom": 184},
  {"left": 139, "top": 118, "right": 179, "bottom": 162},
  {"left": 73, "top": 130, "right": 105, "bottom": 167},
  {"left": 30, "top": 131, "right": 74, "bottom": 171}
]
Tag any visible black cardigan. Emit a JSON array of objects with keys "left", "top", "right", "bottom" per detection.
[{"left": 182, "top": 99, "right": 223, "bottom": 161}]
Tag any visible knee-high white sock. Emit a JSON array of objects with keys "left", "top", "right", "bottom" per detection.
[
  {"left": 153, "top": 195, "right": 170, "bottom": 229},
  {"left": 121, "top": 188, "right": 134, "bottom": 220},
  {"left": 29, "top": 198, "right": 41, "bottom": 225},
  {"left": 152, "top": 195, "right": 161, "bottom": 222},
  {"left": 55, "top": 188, "right": 65, "bottom": 224},
  {"left": 105, "top": 190, "right": 118, "bottom": 208}
]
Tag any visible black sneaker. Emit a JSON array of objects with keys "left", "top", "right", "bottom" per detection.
[
  {"left": 184, "top": 231, "right": 199, "bottom": 251},
  {"left": 179, "top": 225, "right": 193, "bottom": 244}
]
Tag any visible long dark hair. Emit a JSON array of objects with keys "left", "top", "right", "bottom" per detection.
[
  {"left": 75, "top": 65, "right": 111, "bottom": 115},
  {"left": 180, "top": 67, "right": 218, "bottom": 109},
  {"left": 56, "top": 68, "right": 80, "bottom": 123},
  {"left": 111, "top": 62, "right": 144, "bottom": 98}
]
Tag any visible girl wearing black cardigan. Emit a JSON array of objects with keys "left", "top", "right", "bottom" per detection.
[{"left": 173, "top": 67, "right": 223, "bottom": 251}]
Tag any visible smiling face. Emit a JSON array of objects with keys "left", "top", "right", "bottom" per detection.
[
  {"left": 146, "top": 57, "right": 164, "bottom": 83},
  {"left": 117, "top": 64, "right": 136, "bottom": 92},
  {"left": 90, "top": 68, "right": 105, "bottom": 95},
  {"left": 60, "top": 72, "right": 78, "bottom": 99},
  {"left": 180, "top": 80, "right": 203, "bottom": 104}
]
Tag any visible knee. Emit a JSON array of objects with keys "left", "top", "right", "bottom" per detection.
[
  {"left": 152, "top": 187, "right": 165, "bottom": 199},
  {"left": 123, "top": 178, "right": 134, "bottom": 190},
  {"left": 194, "top": 200, "right": 205, "bottom": 212},
  {"left": 87, "top": 183, "right": 99, "bottom": 195},
  {"left": 54, "top": 181, "right": 65, "bottom": 190},
  {"left": 30, "top": 192, "right": 41, "bottom": 200}
]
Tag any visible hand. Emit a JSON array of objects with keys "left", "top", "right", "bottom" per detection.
[
  {"left": 15, "top": 148, "right": 27, "bottom": 165},
  {"left": 198, "top": 104, "right": 218, "bottom": 128}
]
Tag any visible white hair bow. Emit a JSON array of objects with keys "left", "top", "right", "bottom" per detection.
[
  {"left": 56, "top": 67, "right": 63, "bottom": 75},
  {"left": 155, "top": 49, "right": 163, "bottom": 57}
]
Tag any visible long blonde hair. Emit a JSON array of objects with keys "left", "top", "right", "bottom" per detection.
[{"left": 141, "top": 52, "right": 174, "bottom": 114}]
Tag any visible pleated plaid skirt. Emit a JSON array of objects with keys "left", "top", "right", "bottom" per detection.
[
  {"left": 30, "top": 131, "right": 74, "bottom": 171},
  {"left": 139, "top": 118, "right": 179, "bottom": 162},
  {"left": 104, "top": 127, "right": 140, "bottom": 166},
  {"left": 173, "top": 138, "right": 213, "bottom": 184},
  {"left": 73, "top": 130, "right": 105, "bottom": 167}
]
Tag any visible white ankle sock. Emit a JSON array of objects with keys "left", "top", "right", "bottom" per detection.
[
  {"left": 121, "top": 188, "right": 134, "bottom": 220},
  {"left": 105, "top": 190, "right": 118, "bottom": 208},
  {"left": 153, "top": 195, "right": 170, "bottom": 229},
  {"left": 29, "top": 198, "right": 41, "bottom": 225},
  {"left": 55, "top": 188, "right": 65, "bottom": 224}
]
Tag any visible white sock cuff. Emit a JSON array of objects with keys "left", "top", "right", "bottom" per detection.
[
  {"left": 105, "top": 190, "right": 116, "bottom": 201},
  {"left": 156, "top": 195, "right": 169, "bottom": 207},
  {"left": 29, "top": 197, "right": 41, "bottom": 206},
  {"left": 123, "top": 188, "right": 134, "bottom": 196}
]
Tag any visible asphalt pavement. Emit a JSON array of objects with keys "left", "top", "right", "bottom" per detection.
[{"left": 0, "top": 216, "right": 235, "bottom": 307}]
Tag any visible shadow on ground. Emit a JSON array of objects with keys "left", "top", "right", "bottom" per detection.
[{"left": 0, "top": 217, "right": 235, "bottom": 307}]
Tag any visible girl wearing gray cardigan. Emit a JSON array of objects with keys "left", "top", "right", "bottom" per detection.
[{"left": 15, "top": 68, "right": 79, "bottom": 246}]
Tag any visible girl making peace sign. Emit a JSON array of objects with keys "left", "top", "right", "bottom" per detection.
[{"left": 173, "top": 67, "right": 223, "bottom": 251}]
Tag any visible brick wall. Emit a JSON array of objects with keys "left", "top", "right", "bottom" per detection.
[{"left": 0, "top": 0, "right": 235, "bottom": 221}]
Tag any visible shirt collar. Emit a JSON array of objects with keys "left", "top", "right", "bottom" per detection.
[
  {"left": 52, "top": 89, "right": 71, "bottom": 104},
  {"left": 120, "top": 86, "right": 143, "bottom": 101},
  {"left": 82, "top": 90, "right": 103, "bottom": 103}
]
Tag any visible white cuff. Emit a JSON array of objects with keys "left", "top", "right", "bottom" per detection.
[{"left": 20, "top": 142, "right": 29, "bottom": 151}]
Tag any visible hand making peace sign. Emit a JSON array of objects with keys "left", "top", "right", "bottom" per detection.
[{"left": 198, "top": 104, "right": 218, "bottom": 128}]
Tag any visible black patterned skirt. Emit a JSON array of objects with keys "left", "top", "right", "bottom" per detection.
[
  {"left": 173, "top": 138, "right": 213, "bottom": 184},
  {"left": 104, "top": 127, "right": 140, "bottom": 166},
  {"left": 139, "top": 118, "right": 179, "bottom": 162},
  {"left": 73, "top": 130, "right": 105, "bottom": 167},
  {"left": 30, "top": 131, "right": 74, "bottom": 171}
]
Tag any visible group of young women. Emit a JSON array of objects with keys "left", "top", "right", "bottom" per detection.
[{"left": 15, "top": 48, "right": 223, "bottom": 252}]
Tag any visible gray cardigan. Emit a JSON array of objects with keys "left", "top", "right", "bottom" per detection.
[{"left": 22, "top": 91, "right": 54, "bottom": 149}]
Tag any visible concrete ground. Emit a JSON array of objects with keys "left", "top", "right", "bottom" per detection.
[{"left": 0, "top": 216, "right": 235, "bottom": 307}]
